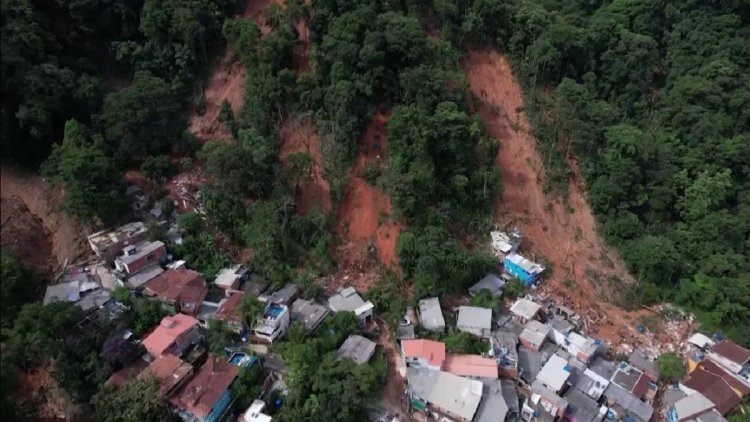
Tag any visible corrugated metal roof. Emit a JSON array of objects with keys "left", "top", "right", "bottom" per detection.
[
  {"left": 457, "top": 306, "right": 492, "bottom": 330},
  {"left": 418, "top": 297, "right": 445, "bottom": 331}
]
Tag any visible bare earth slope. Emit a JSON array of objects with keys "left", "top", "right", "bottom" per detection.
[
  {"left": 462, "top": 49, "right": 645, "bottom": 343},
  {"left": 0, "top": 167, "right": 88, "bottom": 278}
]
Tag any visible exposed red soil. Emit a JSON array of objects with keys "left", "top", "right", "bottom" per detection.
[
  {"left": 334, "top": 110, "right": 402, "bottom": 286},
  {"left": 188, "top": 48, "right": 246, "bottom": 142},
  {"left": 0, "top": 167, "right": 88, "bottom": 277},
  {"left": 15, "top": 362, "right": 84, "bottom": 420},
  {"left": 279, "top": 116, "right": 332, "bottom": 214},
  {"left": 462, "top": 49, "right": 641, "bottom": 345}
]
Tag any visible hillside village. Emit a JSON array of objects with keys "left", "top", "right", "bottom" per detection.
[{"left": 41, "top": 200, "right": 750, "bottom": 422}]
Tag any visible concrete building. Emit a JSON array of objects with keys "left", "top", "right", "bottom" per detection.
[
  {"left": 536, "top": 354, "right": 571, "bottom": 394},
  {"left": 126, "top": 265, "right": 165, "bottom": 290},
  {"left": 402, "top": 339, "right": 446, "bottom": 371},
  {"left": 456, "top": 306, "right": 492, "bottom": 338},
  {"left": 215, "top": 292, "right": 245, "bottom": 333},
  {"left": 417, "top": 297, "right": 446, "bottom": 332},
  {"left": 503, "top": 253, "right": 545, "bottom": 285},
  {"left": 563, "top": 388, "right": 605, "bottom": 422},
  {"left": 213, "top": 265, "right": 247, "bottom": 290},
  {"left": 170, "top": 357, "right": 239, "bottom": 422},
  {"left": 327, "top": 286, "right": 374, "bottom": 325},
  {"left": 115, "top": 240, "right": 166, "bottom": 275},
  {"left": 43, "top": 268, "right": 111, "bottom": 313},
  {"left": 337, "top": 335, "right": 377, "bottom": 365},
  {"left": 548, "top": 317, "right": 575, "bottom": 345},
  {"left": 469, "top": 273, "right": 506, "bottom": 297},
  {"left": 88, "top": 221, "right": 149, "bottom": 258},
  {"left": 474, "top": 379, "right": 509, "bottom": 422},
  {"left": 527, "top": 379, "right": 569, "bottom": 420},
  {"left": 490, "top": 330, "right": 520, "bottom": 379},
  {"left": 264, "top": 283, "right": 299, "bottom": 306},
  {"left": 240, "top": 400, "right": 272, "bottom": 422},
  {"left": 407, "top": 368, "right": 483, "bottom": 422},
  {"left": 290, "top": 298, "right": 329, "bottom": 331},
  {"left": 708, "top": 341, "right": 750, "bottom": 377},
  {"left": 519, "top": 320, "right": 550, "bottom": 352},
  {"left": 142, "top": 314, "right": 202, "bottom": 358},
  {"left": 563, "top": 332, "right": 601, "bottom": 364},
  {"left": 252, "top": 303, "right": 290, "bottom": 344},
  {"left": 629, "top": 348, "right": 659, "bottom": 382},
  {"left": 143, "top": 268, "right": 207, "bottom": 316},
  {"left": 509, "top": 298, "right": 542, "bottom": 324},
  {"left": 443, "top": 354, "right": 499, "bottom": 379}
]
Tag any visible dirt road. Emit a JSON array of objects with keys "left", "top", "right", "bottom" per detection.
[
  {"left": 376, "top": 317, "right": 410, "bottom": 420},
  {"left": 462, "top": 49, "right": 642, "bottom": 344}
]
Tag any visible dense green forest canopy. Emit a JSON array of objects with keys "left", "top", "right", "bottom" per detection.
[{"left": 441, "top": 0, "right": 750, "bottom": 344}]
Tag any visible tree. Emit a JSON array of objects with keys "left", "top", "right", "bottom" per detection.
[
  {"left": 94, "top": 377, "right": 177, "bottom": 422},
  {"left": 236, "top": 295, "right": 262, "bottom": 328},
  {"left": 504, "top": 278, "right": 526, "bottom": 300},
  {"left": 232, "top": 365, "right": 262, "bottom": 412},
  {"left": 441, "top": 330, "right": 485, "bottom": 354},
  {"left": 140, "top": 155, "right": 172, "bottom": 184},
  {"left": 131, "top": 299, "right": 168, "bottom": 336},
  {"left": 41, "top": 119, "right": 125, "bottom": 225},
  {"left": 470, "top": 290, "right": 499, "bottom": 313},
  {"left": 10, "top": 302, "right": 84, "bottom": 364},
  {"left": 102, "top": 71, "right": 182, "bottom": 161},
  {"left": 206, "top": 319, "right": 233, "bottom": 355},
  {"left": 176, "top": 233, "right": 229, "bottom": 279},
  {"left": 178, "top": 212, "right": 204, "bottom": 235},
  {"left": 101, "top": 336, "right": 141, "bottom": 369},
  {"left": 0, "top": 252, "right": 40, "bottom": 327},
  {"left": 657, "top": 352, "right": 685, "bottom": 383}
]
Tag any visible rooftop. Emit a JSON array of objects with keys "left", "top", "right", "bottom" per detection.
[
  {"left": 407, "top": 368, "right": 482, "bottom": 421},
  {"left": 291, "top": 298, "right": 330, "bottom": 331},
  {"left": 674, "top": 392, "right": 715, "bottom": 421},
  {"left": 531, "top": 379, "right": 569, "bottom": 413},
  {"left": 548, "top": 317, "right": 574, "bottom": 334},
  {"left": 509, "top": 298, "right": 541, "bottom": 321},
  {"left": 396, "top": 324, "right": 415, "bottom": 341},
  {"left": 88, "top": 221, "right": 147, "bottom": 249},
  {"left": 418, "top": 297, "right": 446, "bottom": 331},
  {"left": 337, "top": 335, "right": 377, "bottom": 365},
  {"left": 603, "top": 383, "right": 654, "bottom": 421},
  {"left": 588, "top": 356, "right": 616, "bottom": 380},
  {"left": 574, "top": 368, "right": 610, "bottom": 400},
  {"left": 328, "top": 286, "right": 373, "bottom": 316},
  {"left": 170, "top": 357, "right": 238, "bottom": 419},
  {"left": 267, "top": 283, "right": 299, "bottom": 305},
  {"left": 505, "top": 253, "right": 545, "bottom": 274},
  {"left": 241, "top": 400, "right": 272, "bottom": 422},
  {"left": 611, "top": 364, "right": 649, "bottom": 397},
  {"left": 143, "top": 268, "right": 207, "bottom": 314},
  {"left": 457, "top": 306, "right": 492, "bottom": 330},
  {"left": 216, "top": 292, "right": 245, "bottom": 324},
  {"left": 142, "top": 314, "right": 199, "bottom": 357},
  {"left": 469, "top": 274, "right": 506, "bottom": 297},
  {"left": 140, "top": 354, "right": 193, "bottom": 397},
  {"left": 518, "top": 346, "right": 543, "bottom": 384},
  {"left": 402, "top": 339, "right": 446, "bottom": 367},
  {"left": 688, "top": 333, "right": 715, "bottom": 349},
  {"left": 629, "top": 348, "right": 659, "bottom": 379},
  {"left": 537, "top": 354, "right": 571, "bottom": 392},
  {"left": 474, "top": 379, "right": 508, "bottom": 422},
  {"left": 443, "top": 354, "right": 499, "bottom": 379},
  {"left": 712, "top": 340, "right": 750, "bottom": 365},
  {"left": 700, "top": 359, "right": 750, "bottom": 395},
  {"left": 683, "top": 367, "right": 742, "bottom": 416},
  {"left": 213, "top": 265, "right": 246, "bottom": 289},
  {"left": 520, "top": 320, "right": 550, "bottom": 347},
  {"left": 126, "top": 264, "right": 165, "bottom": 289},
  {"left": 500, "top": 379, "right": 520, "bottom": 414},
  {"left": 564, "top": 388, "right": 603, "bottom": 422},
  {"left": 117, "top": 241, "right": 165, "bottom": 265}
]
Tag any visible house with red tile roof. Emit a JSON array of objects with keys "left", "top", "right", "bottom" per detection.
[
  {"left": 170, "top": 357, "right": 239, "bottom": 422},
  {"left": 216, "top": 292, "right": 245, "bottom": 333},
  {"left": 141, "top": 314, "right": 202, "bottom": 358},
  {"left": 683, "top": 367, "right": 742, "bottom": 416},
  {"left": 443, "top": 354, "right": 499, "bottom": 379},
  {"left": 139, "top": 354, "right": 194, "bottom": 398},
  {"left": 401, "top": 339, "right": 446, "bottom": 370},
  {"left": 143, "top": 268, "right": 208, "bottom": 316},
  {"left": 105, "top": 359, "right": 149, "bottom": 388},
  {"left": 708, "top": 340, "right": 750, "bottom": 375}
]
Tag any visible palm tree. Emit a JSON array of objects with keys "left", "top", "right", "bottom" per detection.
[{"left": 236, "top": 294, "right": 262, "bottom": 329}]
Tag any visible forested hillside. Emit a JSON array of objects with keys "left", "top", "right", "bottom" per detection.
[
  {"left": 2, "top": 0, "right": 750, "bottom": 419},
  {"left": 441, "top": 0, "right": 750, "bottom": 343}
]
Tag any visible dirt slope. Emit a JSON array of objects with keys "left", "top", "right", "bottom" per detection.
[
  {"left": 0, "top": 168, "right": 88, "bottom": 277},
  {"left": 332, "top": 110, "right": 401, "bottom": 291},
  {"left": 462, "top": 49, "right": 641, "bottom": 343},
  {"left": 188, "top": 49, "right": 246, "bottom": 142}
]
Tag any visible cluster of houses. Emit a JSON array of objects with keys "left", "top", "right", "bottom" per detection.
[
  {"left": 396, "top": 285, "right": 750, "bottom": 422},
  {"left": 41, "top": 219, "right": 384, "bottom": 422}
]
